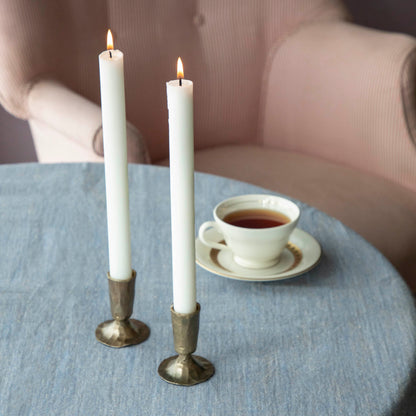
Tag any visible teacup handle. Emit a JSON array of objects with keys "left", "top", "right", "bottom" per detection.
[{"left": 198, "top": 221, "right": 231, "bottom": 251}]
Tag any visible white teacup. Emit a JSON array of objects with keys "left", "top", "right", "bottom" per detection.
[{"left": 198, "top": 194, "right": 300, "bottom": 269}]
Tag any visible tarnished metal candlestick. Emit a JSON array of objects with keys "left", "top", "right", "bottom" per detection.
[
  {"left": 95, "top": 270, "right": 150, "bottom": 348},
  {"left": 158, "top": 303, "right": 214, "bottom": 386}
]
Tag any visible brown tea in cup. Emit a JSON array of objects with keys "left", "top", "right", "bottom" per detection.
[{"left": 223, "top": 209, "right": 290, "bottom": 229}]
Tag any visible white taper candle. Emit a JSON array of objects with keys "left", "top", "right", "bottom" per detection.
[
  {"left": 166, "top": 57, "right": 196, "bottom": 313},
  {"left": 98, "top": 30, "right": 132, "bottom": 281}
]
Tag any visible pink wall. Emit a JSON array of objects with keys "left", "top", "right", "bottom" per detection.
[{"left": 0, "top": 106, "right": 36, "bottom": 163}]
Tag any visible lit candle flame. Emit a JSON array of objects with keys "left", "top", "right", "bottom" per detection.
[
  {"left": 107, "top": 29, "right": 114, "bottom": 50},
  {"left": 177, "top": 57, "right": 184, "bottom": 80}
]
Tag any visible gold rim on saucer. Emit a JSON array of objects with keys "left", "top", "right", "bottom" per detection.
[{"left": 209, "top": 241, "right": 303, "bottom": 273}]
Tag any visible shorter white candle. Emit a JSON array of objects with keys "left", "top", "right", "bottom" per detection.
[
  {"left": 98, "top": 30, "right": 132, "bottom": 281},
  {"left": 167, "top": 57, "right": 196, "bottom": 314}
]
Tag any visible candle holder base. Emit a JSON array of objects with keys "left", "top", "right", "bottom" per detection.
[
  {"left": 96, "top": 318, "right": 150, "bottom": 348},
  {"left": 158, "top": 303, "right": 214, "bottom": 386},
  {"left": 158, "top": 353, "right": 214, "bottom": 386},
  {"left": 95, "top": 270, "right": 150, "bottom": 348}
]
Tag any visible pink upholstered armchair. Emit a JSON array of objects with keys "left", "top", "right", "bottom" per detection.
[{"left": 1, "top": 0, "right": 416, "bottom": 290}]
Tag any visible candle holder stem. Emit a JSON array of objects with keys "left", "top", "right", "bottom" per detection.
[
  {"left": 158, "top": 303, "right": 214, "bottom": 386},
  {"left": 96, "top": 270, "right": 150, "bottom": 348}
]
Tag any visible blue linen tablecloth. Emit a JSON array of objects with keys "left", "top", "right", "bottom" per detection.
[{"left": 0, "top": 162, "right": 415, "bottom": 416}]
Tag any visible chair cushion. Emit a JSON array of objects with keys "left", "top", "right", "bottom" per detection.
[{"left": 158, "top": 144, "right": 416, "bottom": 291}]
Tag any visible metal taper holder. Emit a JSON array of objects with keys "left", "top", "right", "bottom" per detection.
[
  {"left": 158, "top": 303, "right": 214, "bottom": 386},
  {"left": 95, "top": 270, "right": 150, "bottom": 348}
]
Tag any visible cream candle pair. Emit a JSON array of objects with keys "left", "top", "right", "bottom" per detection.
[{"left": 99, "top": 31, "right": 196, "bottom": 314}]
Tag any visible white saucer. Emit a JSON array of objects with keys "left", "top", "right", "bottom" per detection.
[{"left": 195, "top": 228, "right": 321, "bottom": 282}]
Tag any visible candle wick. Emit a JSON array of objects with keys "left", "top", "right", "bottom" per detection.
[
  {"left": 109, "top": 50, "right": 112, "bottom": 58},
  {"left": 179, "top": 78, "right": 182, "bottom": 87}
]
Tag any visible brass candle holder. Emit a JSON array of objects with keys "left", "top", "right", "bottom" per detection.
[
  {"left": 95, "top": 270, "right": 150, "bottom": 348},
  {"left": 158, "top": 303, "right": 214, "bottom": 386}
]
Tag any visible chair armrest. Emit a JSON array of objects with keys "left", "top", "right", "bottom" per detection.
[
  {"left": 27, "top": 80, "right": 150, "bottom": 163},
  {"left": 261, "top": 21, "right": 416, "bottom": 191}
]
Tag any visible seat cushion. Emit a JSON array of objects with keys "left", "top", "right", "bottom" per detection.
[{"left": 158, "top": 144, "right": 416, "bottom": 291}]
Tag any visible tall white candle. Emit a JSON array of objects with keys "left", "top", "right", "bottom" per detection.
[
  {"left": 166, "top": 57, "right": 196, "bottom": 314},
  {"left": 98, "top": 30, "right": 132, "bottom": 281}
]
